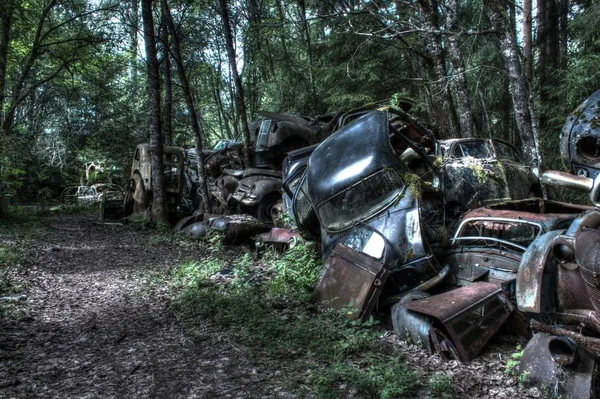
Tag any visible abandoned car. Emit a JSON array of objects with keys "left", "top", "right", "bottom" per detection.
[
  {"left": 124, "top": 144, "right": 195, "bottom": 222},
  {"left": 285, "top": 109, "right": 447, "bottom": 320},
  {"left": 437, "top": 138, "right": 541, "bottom": 212},
  {"left": 391, "top": 198, "right": 592, "bottom": 362},
  {"left": 560, "top": 88, "right": 600, "bottom": 180},
  {"left": 229, "top": 117, "right": 321, "bottom": 223}
]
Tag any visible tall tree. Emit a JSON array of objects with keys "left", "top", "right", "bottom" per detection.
[
  {"left": 219, "top": 0, "right": 252, "bottom": 167},
  {"left": 418, "top": 0, "right": 461, "bottom": 138},
  {"left": 484, "top": 0, "right": 543, "bottom": 177},
  {"left": 443, "top": 0, "right": 477, "bottom": 137},
  {"left": 160, "top": 19, "right": 173, "bottom": 147},
  {"left": 0, "top": 0, "right": 14, "bottom": 128},
  {"left": 141, "top": 0, "right": 168, "bottom": 223},
  {"left": 161, "top": 0, "right": 211, "bottom": 213},
  {"left": 523, "top": 0, "right": 533, "bottom": 80}
]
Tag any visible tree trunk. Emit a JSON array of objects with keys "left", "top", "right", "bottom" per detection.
[
  {"left": 141, "top": 0, "right": 168, "bottom": 224},
  {"left": 484, "top": 0, "right": 543, "bottom": 177},
  {"left": 219, "top": 0, "right": 252, "bottom": 167},
  {"left": 161, "top": 0, "right": 211, "bottom": 213},
  {"left": 418, "top": 0, "right": 460, "bottom": 138},
  {"left": 160, "top": 18, "right": 173, "bottom": 147},
  {"left": 0, "top": 3, "right": 13, "bottom": 132},
  {"left": 129, "top": 0, "right": 140, "bottom": 129},
  {"left": 523, "top": 0, "right": 532, "bottom": 80},
  {"left": 558, "top": 0, "right": 569, "bottom": 70},
  {"left": 444, "top": 0, "right": 477, "bottom": 137},
  {"left": 296, "top": 0, "right": 314, "bottom": 87}
]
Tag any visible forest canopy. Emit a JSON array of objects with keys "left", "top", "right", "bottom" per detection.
[{"left": 0, "top": 0, "right": 598, "bottom": 204}]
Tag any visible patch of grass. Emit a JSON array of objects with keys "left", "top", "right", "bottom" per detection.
[
  {"left": 170, "top": 241, "right": 420, "bottom": 397},
  {"left": 308, "top": 355, "right": 419, "bottom": 399},
  {"left": 263, "top": 242, "right": 322, "bottom": 302},
  {"left": 428, "top": 373, "right": 453, "bottom": 399},
  {"left": 0, "top": 245, "right": 20, "bottom": 267},
  {"left": 1, "top": 206, "right": 45, "bottom": 236}
]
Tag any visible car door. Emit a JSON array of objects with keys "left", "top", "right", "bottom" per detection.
[{"left": 491, "top": 140, "right": 539, "bottom": 199}]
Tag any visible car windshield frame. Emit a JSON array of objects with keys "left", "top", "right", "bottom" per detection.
[
  {"left": 449, "top": 140, "right": 492, "bottom": 160},
  {"left": 316, "top": 168, "right": 406, "bottom": 232},
  {"left": 451, "top": 217, "right": 544, "bottom": 252}
]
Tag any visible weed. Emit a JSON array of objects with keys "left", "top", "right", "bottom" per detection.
[
  {"left": 505, "top": 344, "right": 524, "bottom": 375},
  {"left": 307, "top": 355, "right": 419, "bottom": 399},
  {"left": 169, "top": 239, "right": 419, "bottom": 398},
  {"left": 518, "top": 370, "right": 531, "bottom": 385},
  {"left": 264, "top": 242, "right": 321, "bottom": 302},
  {"left": 428, "top": 373, "right": 452, "bottom": 399},
  {"left": 540, "top": 381, "right": 564, "bottom": 399}
]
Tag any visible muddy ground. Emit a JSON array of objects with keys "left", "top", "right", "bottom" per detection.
[{"left": 0, "top": 213, "right": 543, "bottom": 398}]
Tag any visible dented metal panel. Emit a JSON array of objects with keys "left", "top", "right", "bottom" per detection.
[
  {"left": 403, "top": 282, "right": 514, "bottom": 361},
  {"left": 257, "top": 228, "right": 304, "bottom": 247},
  {"left": 313, "top": 243, "right": 389, "bottom": 321},
  {"left": 519, "top": 333, "right": 598, "bottom": 399},
  {"left": 515, "top": 230, "right": 563, "bottom": 314},
  {"left": 560, "top": 88, "right": 600, "bottom": 179}
]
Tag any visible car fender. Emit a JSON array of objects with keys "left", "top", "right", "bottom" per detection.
[
  {"left": 250, "top": 179, "right": 282, "bottom": 203},
  {"left": 516, "top": 230, "right": 564, "bottom": 313}
]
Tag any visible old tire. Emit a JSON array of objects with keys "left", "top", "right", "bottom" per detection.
[{"left": 257, "top": 193, "right": 279, "bottom": 224}]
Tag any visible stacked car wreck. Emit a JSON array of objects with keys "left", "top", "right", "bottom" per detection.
[
  {"left": 279, "top": 100, "right": 600, "bottom": 398},
  {"left": 116, "top": 93, "right": 600, "bottom": 397}
]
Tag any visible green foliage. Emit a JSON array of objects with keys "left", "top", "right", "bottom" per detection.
[
  {"left": 427, "top": 373, "right": 453, "bottom": 399},
  {"left": 170, "top": 240, "right": 419, "bottom": 397},
  {"left": 307, "top": 355, "right": 419, "bottom": 399},
  {"left": 505, "top": 344, "right": 524, "bottom": 375},
  {"left": 263, "top": 242, "right": 322, "bottom": 301}
]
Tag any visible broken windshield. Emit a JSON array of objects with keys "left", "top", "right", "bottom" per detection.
[
  {"left": 450, "top": 141, "right": 492, "bottom": 159},
  {"left": 318, "top": 169, "right": 405, "bottom": 232},
  {"left": 454, "top": 218, "right": 542, "bottom": 250}
]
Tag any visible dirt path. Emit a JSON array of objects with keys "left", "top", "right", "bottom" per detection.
[
  {"left": 1, "top": 213, "right": 545, "bottom": 398},
  {"left": 0, "top": 214, "right": 295, "bottom": 398}
]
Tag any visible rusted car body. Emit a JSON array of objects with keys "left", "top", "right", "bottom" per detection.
[
  {"left": 437, "top": 138, "right": 541, "bottom": 211},
  {"left": 447, "top": 199, "right": 590, "bottom": 291},
  {"left": 391, "top": 199, "right": 588, "bottom": 361},
  {"left": 229, "top": 117, "right": 321, "bottom": 224},
  {"left": 560, "top": 88, "right": 600, "bottom": 180},
  {"left": 514, "top": 219, "right": 600, "bottom": 399},
  {"left": 230, "top": 168, "right": 282, "bottom": 223},
  {"left": 124, "top": 144, "right": 191, "bottom": 221},
  {"left": 518, "top": 333, "right": 599, "bottom": 399},
  {"left": 291, "top": 109, "right": 447, "bottom": 320},
  {"left": 542, "top": 89, "right": 600, "bottom": 206},
  {"left": 251, "top": 117, "right": 320, "bottom": 169}
]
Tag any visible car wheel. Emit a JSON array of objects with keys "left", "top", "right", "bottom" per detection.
[{"left": 257, "top": 193, "right": 279, "bottom": 224}]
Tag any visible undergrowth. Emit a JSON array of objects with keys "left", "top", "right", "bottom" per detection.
[
  {"left": 0, "top": 206, "right": 43, "bottom": 317},
  {"left": 170, "top": 237, "right": 420, "bottom": 398}
]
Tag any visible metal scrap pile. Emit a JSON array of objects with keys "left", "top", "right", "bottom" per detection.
[
  {"left": 277, "top": 95, "right": 600, "bottom": 398},
  {"left": 119, "top": 94, "right": 600, "bottom": 397}
]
